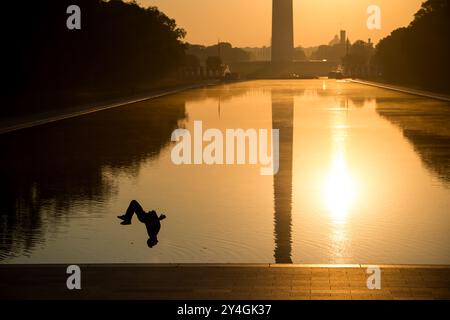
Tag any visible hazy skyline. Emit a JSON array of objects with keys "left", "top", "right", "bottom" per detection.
[{"left": 140, "top": 0, "right": 423, "bottom": 47}]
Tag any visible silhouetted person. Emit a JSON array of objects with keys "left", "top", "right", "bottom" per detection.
[{"left": 118, "top": 200, "right": 166, "bottom": 248}]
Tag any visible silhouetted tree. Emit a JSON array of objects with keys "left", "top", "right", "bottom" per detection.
[
  {"left": 2, "top": 0, "right": 187, "bottom": 116},
  {"left": 311, "top": 44, "right": 345, "bottom": 62},
  {"left": 185, "top": 54, "right": 200, "bottom": 70},
  {"left": 342, "top": 40, "right": 375, "bottom": 78},
  {"left": 187, "top": 42, "right": 250, "bottom": 64},
  {"left": 183, "top": 54, "right": 201, "bottom": 77},
  {"left": 373, "top": 0, "right": 450, "bottom": 93},
  {"left": 206, "top": 56, "right": 222, "bottom": 77}
]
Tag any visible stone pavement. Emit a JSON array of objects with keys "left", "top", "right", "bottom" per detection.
[{"left": 0, "top": 264, "right": 449, "bottom": 300}]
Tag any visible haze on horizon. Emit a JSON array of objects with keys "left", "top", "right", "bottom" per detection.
[{"left": 140, "top": 0, "right": 423, "bottom": 47}]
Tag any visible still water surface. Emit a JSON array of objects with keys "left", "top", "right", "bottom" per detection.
[{"left": 0, "top": 80, "right": 449, "bottom": 264}]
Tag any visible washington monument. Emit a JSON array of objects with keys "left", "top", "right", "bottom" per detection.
[{"left": 272, "top": 0, "right": 294, "bottom": 63}]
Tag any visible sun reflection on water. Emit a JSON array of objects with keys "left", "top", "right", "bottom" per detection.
[
  {"left": 324, "top": 150, "right": 356, "bottom": 224},
  {"left": 323, "top": 107, "right": 357, "bottom": 225}
]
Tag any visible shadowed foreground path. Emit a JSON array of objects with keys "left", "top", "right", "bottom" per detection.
[{"left": 0, "top": 264, "right": 449, "bottom": 300}]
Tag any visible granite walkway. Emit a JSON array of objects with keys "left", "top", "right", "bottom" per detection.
[
  {"left": 351, "top": 79, "right": 450, "bottom": 102},
  {"left": 0, "top": 264, "right": 449, "bottom": 300}
]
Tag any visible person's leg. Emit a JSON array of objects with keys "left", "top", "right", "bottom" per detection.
[{"left": 121, "top": 200, "right": 146, "bottom": 222}]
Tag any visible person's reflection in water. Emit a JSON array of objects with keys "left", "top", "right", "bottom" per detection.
[{"left": 118, "top": 200, "right": 167, "bottom": 248}]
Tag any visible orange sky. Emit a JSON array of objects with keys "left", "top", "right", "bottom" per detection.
[{"left": 139, "top": 0, "right": 423, "bottom": 47}]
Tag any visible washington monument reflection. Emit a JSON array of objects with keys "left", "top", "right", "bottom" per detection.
[{"left": 272, "top": 89, "right": 294, "bottom": 263}]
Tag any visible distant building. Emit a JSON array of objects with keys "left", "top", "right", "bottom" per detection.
[
  {"left": 339, "top": 30, "right": 348, "bottom": 57},
  {"left": 329, "top": 34, "right": 340, "bottom": 46},
  {"left": 340, "top": 30, "right": 347, "bottom": 47},
  {"left": 242, "top": 46, "right": 272, "bottom": 61}
]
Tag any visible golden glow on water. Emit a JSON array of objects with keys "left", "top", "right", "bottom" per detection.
[
  {"left": 324, "top": 150, "right": 356, "bottom": 224},
  {"left": 1, "top": 80, "right": 449, "bottom": 264},
  {"left": 323, "top": 108, "right": 357, "bottom": 224}
]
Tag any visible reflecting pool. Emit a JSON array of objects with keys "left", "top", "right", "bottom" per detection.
[{"left": 1, "top": 80, "right": 449, "bottom": 264}]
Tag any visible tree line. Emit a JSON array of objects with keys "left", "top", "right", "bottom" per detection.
[
  {"left": 373, "top": 0, "right": 449, "bottom": 93},
  {"left": 342, "top": 0, "right": 449, "bottom": 94},
  {"left": 2, "top": 0, "right": 187, "bottom": 116}
]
